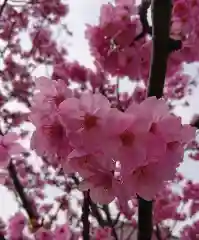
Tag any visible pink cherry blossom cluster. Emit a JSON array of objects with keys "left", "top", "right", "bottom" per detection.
[
  {"left": 1, "top": 0, "right": 199, "bottom": 238},
  {"left": 5, "top": 211, "right": 72, "bottom": 240},
  {"left": 86, "top": 0, "right": 199, "bottom": 84},
  {"left": 30, "top": 77, "right": 196, "bottom": 204},
  {"left": 34, "top": 224, "right": 71, "bottom": 240},
  {"left": 4, "top": 211, "right": 114, "bottom": 240},
  {"left": 94, "top": 227, "right": 113, "bottom": 240},
  {"left": 52, "top": 60, "right": 107, "bottom": 89}
]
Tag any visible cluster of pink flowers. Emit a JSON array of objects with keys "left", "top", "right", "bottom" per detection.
[
  {"left": 5, "top": 212, "right": 72, "bottom": 240},
  {"left": 30, "top": 77, "right": 196, "bottom": 204},
  {"left": 94, "top": 227, "right": 113, "bottom": 240},
  {"left": 86, "top": 0, "right": 199, "bottom": 83},
  {"left": 1, "top": 0, "right": 199, "bottom": 238},
  {"left": 34, "top": 224, "right": 71, "bottom": 240},
  {"left": 85, "top": 0, "right": 143, "bottom": 80},
  {"left": 5, "top": 212, "right": 115, "bottom": 239}
]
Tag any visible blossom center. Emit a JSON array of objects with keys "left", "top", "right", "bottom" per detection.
[
  {"left": 132, "top": 166, "right": 145, "bottom": 178},
  {"left": 120, "top": 130, "right": 134, "bottom": 146},
  {"left": 43, "top": 122, "right": 64, "bottom": 140},
  {"left": 149, "top": 122, "right": 157, "bottom": 133},
  {"left": 84, "top": 114, "right": 98, "bottom": 130},
  {"left": 54, "top": 95, "right": 65, "bottom": 106},
  {"left": 167, "top": 141, "right": 179, "bottom": 151}
]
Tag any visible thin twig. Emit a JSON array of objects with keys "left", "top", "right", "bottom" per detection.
[
  {"left": 102, "top": 205, "right": 118, "bottom": 240},
  {"left": 113, "top": 213, "right": 121, "bottom": 226},
  {"left": 71, "top": 175, "right": 106, "bottom": 227},
  {"left": 126, "top": 228, "right": 136, "bottom": 240},
  {"left": 8, "top": 161, "right": 39, "bottom": 225},
  {"left": 46, "top": 200, "right": 65, "bottom": 228},
  {"left": 0, "top": 0, "right": 8, "bottom": 16},
  {"left": 89, "top": 199, "right": 106, "bottom": 227},
  {"left": 0, "top": 234, "right": 6, "bottom": 240},
  {"left": 134, "top": 0, "right": 152, "bottom": 42}
]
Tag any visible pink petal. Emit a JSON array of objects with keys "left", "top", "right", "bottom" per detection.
[
  {"left": 93, "top": 93, "right": 110, "bottom": 112},
  {"left": 62, "top": 160, "right": 75, "bottom": 174},
  {"left": 156, "top": 116, "right": 182, "bottom": 142},
  {"left": 90, "top": 187, "right": 115, "bottom": 204},
  {"left": 8, "top": 143, "right": 25, "bottom": 155},
  {"left": 141, "top": 97, "right": 170, "bottom": 121},
  {"left": 35, "top": 77, "right": 56, "bottom": 95},
  {"left": 80, "top": 92, "right": 94, "bottom": 113},
  {"left": 55, "top": 79, "right": 72, "bottom": 98},
  {"left": 0, "top": 146, "right": 9, "bottom": 167},
  {"left": 2, "top": 132, "right": 18, "bottom": 145},
  {"left": 68, "top": 149, "right": 87, "bottom": 159},
  {"left": 59, "top": 98, "right": 82, "bottom": 130},
  {"left": 0, "top": 171, "right": 8, "bottom": 184},
  {"left": 146, "top": 133, "right": 166, "bottom": 160},
  {"left": 126, "top": 101, "right": 140, "bottom": 115}
]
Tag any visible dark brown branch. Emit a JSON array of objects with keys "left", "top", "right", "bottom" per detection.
[
  {"left": 168, "top": 38, "right": 182, "bottom": 53},
  {"left": 147, "top": 0, "right": 172, "bottom": 98},
  {"left": 134, "top": 0, "right": 152, "bottom": 42},
  {"left": 0, "top": 0, "right": 8, "bottom": 16},
  {"left": 71, "top": 174, "right": 106, "bottom": 228},
  {"left": 0, "top": 234, "right": 6, "bottom": 240},
  {"left": 133, "top": 0, "right": 181, "bottom": 53},
  {"left": 191, "top": 115, "right": 199, "bottom": 129},
  {"left": 81, "top": 191, "right": 90, "bottom": 240},
  {"left": 8, "top": 161, "right": 39, "bottom": 224},
  {"left": 138, "top": 1, "right": 173, "bottom": 240},
  {"left": 113, "top": 213, "right": 120, "bottom": 226},
  {"left": 89, "top": 199, "right": 106, "bottom": 227},
  {"left": 102, "top": 205, "right": 118, "bottom": 240},
  {"left": 137, "top": 196, "right": 153, "bottom": 240},
  {"left": 192, "top": 121, "right": 199, "bottom": 129}
]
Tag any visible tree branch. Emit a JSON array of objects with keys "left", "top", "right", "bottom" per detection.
[
  {"left": 134, "top": 0, "right": 152, "bottom": 42},
  {"left": 138, "top": 1, "right": 172, "bottom": 240},
  {"left": 137, "top": 196, "right": 153, "bottom": 240},
  {"left": 0, "top": 0, "right": 8, "bottom": 16},
  {"left": 89, "top": 199, "right": 106, "bottom": 227},
  {"left": 0, "top": 234, "right": 6, "bottom": 240},
  {"left": 113, "top": 213, "right": 120, "bottom": 226},
  {"left": 71, "top": 175, "right": 106, "bottom": 227},
  {"left": 133, "top": 0, "right": 181, "bottom": 52},
  {"left": 102, "top": 205, "right": 118, "bottom": 240},
  {"left": 8, "top": 161, "right": 39, "bottom": 226},
  {"left": 147, "top": 0, "right": 172, "bottom": 98},
  {"left": 191, "top": 115, "right": 199, "bottom": 129},
  {"left": 81, "top": 191, "right": 90, "bottom": 240}
]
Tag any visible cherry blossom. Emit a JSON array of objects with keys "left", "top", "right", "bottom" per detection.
[{"left": 0, "top": 0, "right": 199, "bottom": 239}]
